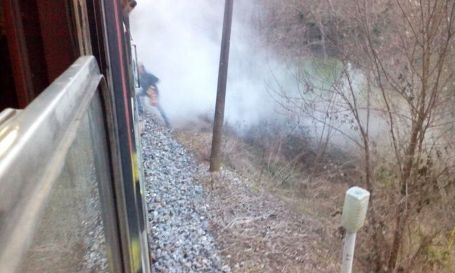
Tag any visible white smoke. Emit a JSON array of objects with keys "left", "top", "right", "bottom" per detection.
[
  {"left": 130, "top": 0, "right": 284, "bottom": 129},
  {"left": 129, "top": 0, "right": 383, "bottom": 151}
]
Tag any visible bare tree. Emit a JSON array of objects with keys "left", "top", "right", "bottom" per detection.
[
  {"left": 266, "top": 0, "right": 455, "bottom": 272},
  {"left": 353, "top": 0, "right": 455, "bottom": 271}
]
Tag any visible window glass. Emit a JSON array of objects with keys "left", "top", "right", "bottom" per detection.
[{"left": 17, "top": 95, "right": 112, "bottom": 273}]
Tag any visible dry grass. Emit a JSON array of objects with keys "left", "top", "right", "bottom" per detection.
[
  {"left": 174, "top": 126, "right": 358, "bottom": 272},
  {"left": 174, "top": 123, "right": 455, "bottom": 273},
  {"left": 196, "top": 165, "right": 340, "bottom": 273}
]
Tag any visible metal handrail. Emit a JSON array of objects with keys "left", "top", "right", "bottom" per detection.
[{"left": 0, "top": 56, "right": 103, "bottom": 273}]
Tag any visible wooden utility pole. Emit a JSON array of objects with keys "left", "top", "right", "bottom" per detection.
[{"left": 209, "top": 0, "right": 234, "bottom": 172}]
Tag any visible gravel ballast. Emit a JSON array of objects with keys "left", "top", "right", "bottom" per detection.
[{"left": 140, "top": 114, "right": 230, "bottom": 273}]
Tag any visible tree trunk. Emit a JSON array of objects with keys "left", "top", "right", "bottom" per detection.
[
  {"left": 362, "top": 139, "right": 384, "bottom": 272},
  {"left": 387, "top": 118, "right": 423, "bottom": 272}
]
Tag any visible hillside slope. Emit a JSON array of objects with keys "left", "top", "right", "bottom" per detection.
[{"left": 140, "top": 113, "right": 342, "bottom": 272}]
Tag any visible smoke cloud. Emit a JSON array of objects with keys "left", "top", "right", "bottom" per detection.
[
  {"left": 129, "top": 0, "right": 384, "bottom": 151},
  {"left": 130, "top": 0, "right": 285, "bottom": 129}
]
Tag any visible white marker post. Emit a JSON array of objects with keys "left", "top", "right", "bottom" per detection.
[{"left": 340, "top": 186, "right": 370, "bottom": 273}]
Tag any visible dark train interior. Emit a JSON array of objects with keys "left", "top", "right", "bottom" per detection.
[{"left": 0, "top": 1, "right": 81, "bottom": 109}]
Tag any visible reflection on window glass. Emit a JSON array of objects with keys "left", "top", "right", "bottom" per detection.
[{"left": 18, "top": 105, "right": 110, "bottom": 273}]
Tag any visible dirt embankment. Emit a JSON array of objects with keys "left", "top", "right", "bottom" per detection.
[{"left": 175, "top": 127, "right": 356, "bottom": 273}]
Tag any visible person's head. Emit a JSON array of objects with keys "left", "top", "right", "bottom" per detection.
[{"left": 123, "top": 0, "right": 137, "bottom": 15}]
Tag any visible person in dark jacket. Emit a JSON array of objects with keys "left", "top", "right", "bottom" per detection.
[
  {"left": 139, "top": 64, "right": 159, "bottom": 92},
  {"left": 137, "top": 64, "right": 170, "bottom": 127}
]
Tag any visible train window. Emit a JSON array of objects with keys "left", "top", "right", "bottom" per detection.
[
  {"left": 0, "top": 57, "right": 121, "bottom": 273},
  {"left": 17, "top": 94, "right": 112, "bottom": 273}
]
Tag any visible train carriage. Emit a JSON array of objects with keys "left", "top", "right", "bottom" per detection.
[{"left": 0, "top": 1, "right": 150, "bottom": 272}]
